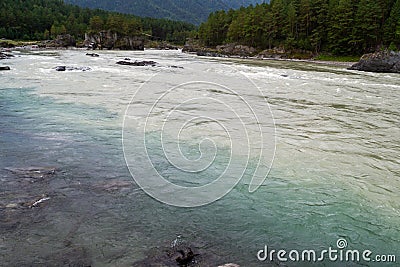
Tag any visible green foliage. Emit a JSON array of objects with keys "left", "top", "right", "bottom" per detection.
[
  {"left": 0, "top": 0, "right": 195, "bottom": 43},
  {"left": 198, "top": 0, "right": 400, "bottom": 56}
]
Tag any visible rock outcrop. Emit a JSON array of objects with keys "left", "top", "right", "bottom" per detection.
[
  {"left": 84, "top": 31, "right": 144, "bottom": 50},
  {"left": 43, "top": 34, "right": 76, "bottom": 48},
  {"left": 216, "top": 43, "right": 257, "bottom": 57},
  {"left": 349, "top": 51, "right": 400, "bottom": 73},
  {"left": 183, "top": 41, "right": 257, "bottom": 58}
]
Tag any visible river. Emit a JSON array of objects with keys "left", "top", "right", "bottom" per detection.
[{"left": 0, "top": 49, "right": 399, "bottom": 266}]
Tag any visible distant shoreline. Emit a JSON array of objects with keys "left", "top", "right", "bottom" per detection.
[
  {"left": 184, "top": 52, "right": 358, "bottom": 67},
  {"left": 1, "top": 44, "right": 358, "bottom": 68}
]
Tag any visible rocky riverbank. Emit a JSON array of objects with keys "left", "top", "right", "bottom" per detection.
[
  {"left": 349, "top": 50, "right": 400, "bottom": 73},
  {"left": 183, "top": 41, "right": 314, "bottom": 60}
]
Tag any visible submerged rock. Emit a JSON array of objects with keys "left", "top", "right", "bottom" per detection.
[
  {"left": 132, "top": 235, "right": 238, "bottom": 267},
  {"left": 22, "top": 195, "right": 51, "bottom": 209},
  {"left": 349, "top": 51, "right": 400, "bottom": 73},
  {"left": 5, "top": 167, "right": 56, "bottom": 179},
  {"left": 116, "top": 60, "right": 157, "bottom": 67},
  {"left": 93, "top": 179, "right": 133, "bottom": 193}
]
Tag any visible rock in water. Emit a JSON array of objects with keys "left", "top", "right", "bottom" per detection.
[
  {"left": 0, "top": 52, "right": 14, "bottom": 60},
  {"left": 349, "top": 51, "right": 400, "bottom": 73},
  {"left": 86, "top": 53, "right": 100, "bottom": 57},
  {"left": 0, "top": 66, "right": 10, "bottom": 71},
  {"left": 54, "top": 66, "right": 91, "bottom": 72},
  {"left": 55, "top": 66, "right": 66, "bottom": 71},
  {"left": 116, "top": 60, "right": 157, "bottom": 67}
]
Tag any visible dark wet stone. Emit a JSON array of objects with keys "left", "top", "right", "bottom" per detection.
[
  {"left": 170, "top": 65, "right": 184, "bottom": 69},
  {"left": 21, "top": 195, "right": 51, "bottom": 209},
  {"left": 133, "top": 238, "right": 232, "bottom": 267},
  {"left": 0, "top": 52, "right": 14, "bottom": 60},
  {"left": 55, "top": 66, "right": 66, "bottom": 71},
  {"left": 54, "top": 66, "right": 92, "bottom": 72},
  {"left": 0, "top": 66, "right": 10, "bottom": 70},
  {"left": 86, "top": 53, "right": 100, "bottom": 57},
  {"left": 116, "top": 60, "right": 158, "bottom": 67}
]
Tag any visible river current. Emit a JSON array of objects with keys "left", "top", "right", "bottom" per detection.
[{"left": 0, "top": 50, "right": 399, "bottom": 266}]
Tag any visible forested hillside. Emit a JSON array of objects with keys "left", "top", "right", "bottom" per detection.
[
  {"left": 64, "top": 0, "right": 266, "bottom": 24},
  {"left": 0, "top": 0, "right": 195, "bottom": 44},
  {"left": 198, "top": 0, "right": 400, "bottom": 55}
]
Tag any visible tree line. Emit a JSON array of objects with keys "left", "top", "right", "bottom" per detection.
[
  {"left": 0, "top": 0, "right": 195, "bottom": 45},
  {"left": 198, "top": 0, "right": 400, "bottom": 55}
]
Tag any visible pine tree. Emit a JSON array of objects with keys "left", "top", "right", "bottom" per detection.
[
  {"left": 328, "top": 0, "right": 355, "bottom": 55},
  {"left": 352, "top": 0, "right": 381, "bottom": 52}
]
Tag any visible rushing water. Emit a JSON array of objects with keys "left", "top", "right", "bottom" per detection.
[{"left": 0, "top": 50, "right": 399, "bottom": 266}]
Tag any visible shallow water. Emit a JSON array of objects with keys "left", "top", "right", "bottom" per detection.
[{"left": 0, "top": 50, "right": 399, "bottom": 266}]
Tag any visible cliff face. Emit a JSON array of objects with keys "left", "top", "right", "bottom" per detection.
[
  {"left": 349, "top": 51, "right": 400, "bottom": 73},
  {"left": 84, "top": 31, "right": 144, "bottom": 50},
  {"left": 43, "top": 34, "right": 76, "bottom": 48}
]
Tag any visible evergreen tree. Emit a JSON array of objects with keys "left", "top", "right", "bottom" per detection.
[
  {"left": 328, "top": 0, "right": 355, "bottom": 55},
  {"left": 352, "top": 0, "right": 381, "bottom": 52}
]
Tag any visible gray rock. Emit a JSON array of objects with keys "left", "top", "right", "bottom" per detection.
[
  {"left": 44, "top": 34, "right": 76, "bottom": 48},
  {"left": 116, "top": 60, "right": 157, "bottom": 66},
  {"left": 84, "top": 31, "right": 144, "bottom": 50},
  {"left": 349, "top": 51, "right": 400, "bottom": 73},
  {"left": 86, "top": 53, "right": 100, "bottom": 57},
  {"left": 216, "top": 43, "right": 257, "bottom": 57},
  {"left": 0, "top": 52, "right": 14, "bottom": 60}
]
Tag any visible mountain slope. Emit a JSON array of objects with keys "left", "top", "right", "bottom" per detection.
[{"left": 64, "top": 0, "right": 266, "bottom": 24}]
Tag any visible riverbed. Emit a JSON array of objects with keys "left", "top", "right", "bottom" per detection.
[{"left": 0, "top": 49, "right": 399, "bottom": 266}]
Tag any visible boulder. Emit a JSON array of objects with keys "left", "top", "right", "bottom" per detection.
[
  {"left": 349, "top": 51, "right": 400, "bottom": 73},
  {"left": 54, "top": 66, "right": 92, "bottom": 72},
  {"left": 116, "top": 60, "right": 157, "bottom": 67},
  {"left": 86, "top": 53, "right": 99, "bottom": 57},
  {"left": 0, "top": 66, "right": 10, "bottom": 71},
  {"left": 0, "top": 52, "right": 14, "bottom": 60}
]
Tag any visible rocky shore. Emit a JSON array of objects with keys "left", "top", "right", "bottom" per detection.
[
  {"left": 349, "top": 50, "right": 400, "bottom": 73},
  {"left": 183, "top": 41, "right": 314, "bottom": 60}
]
